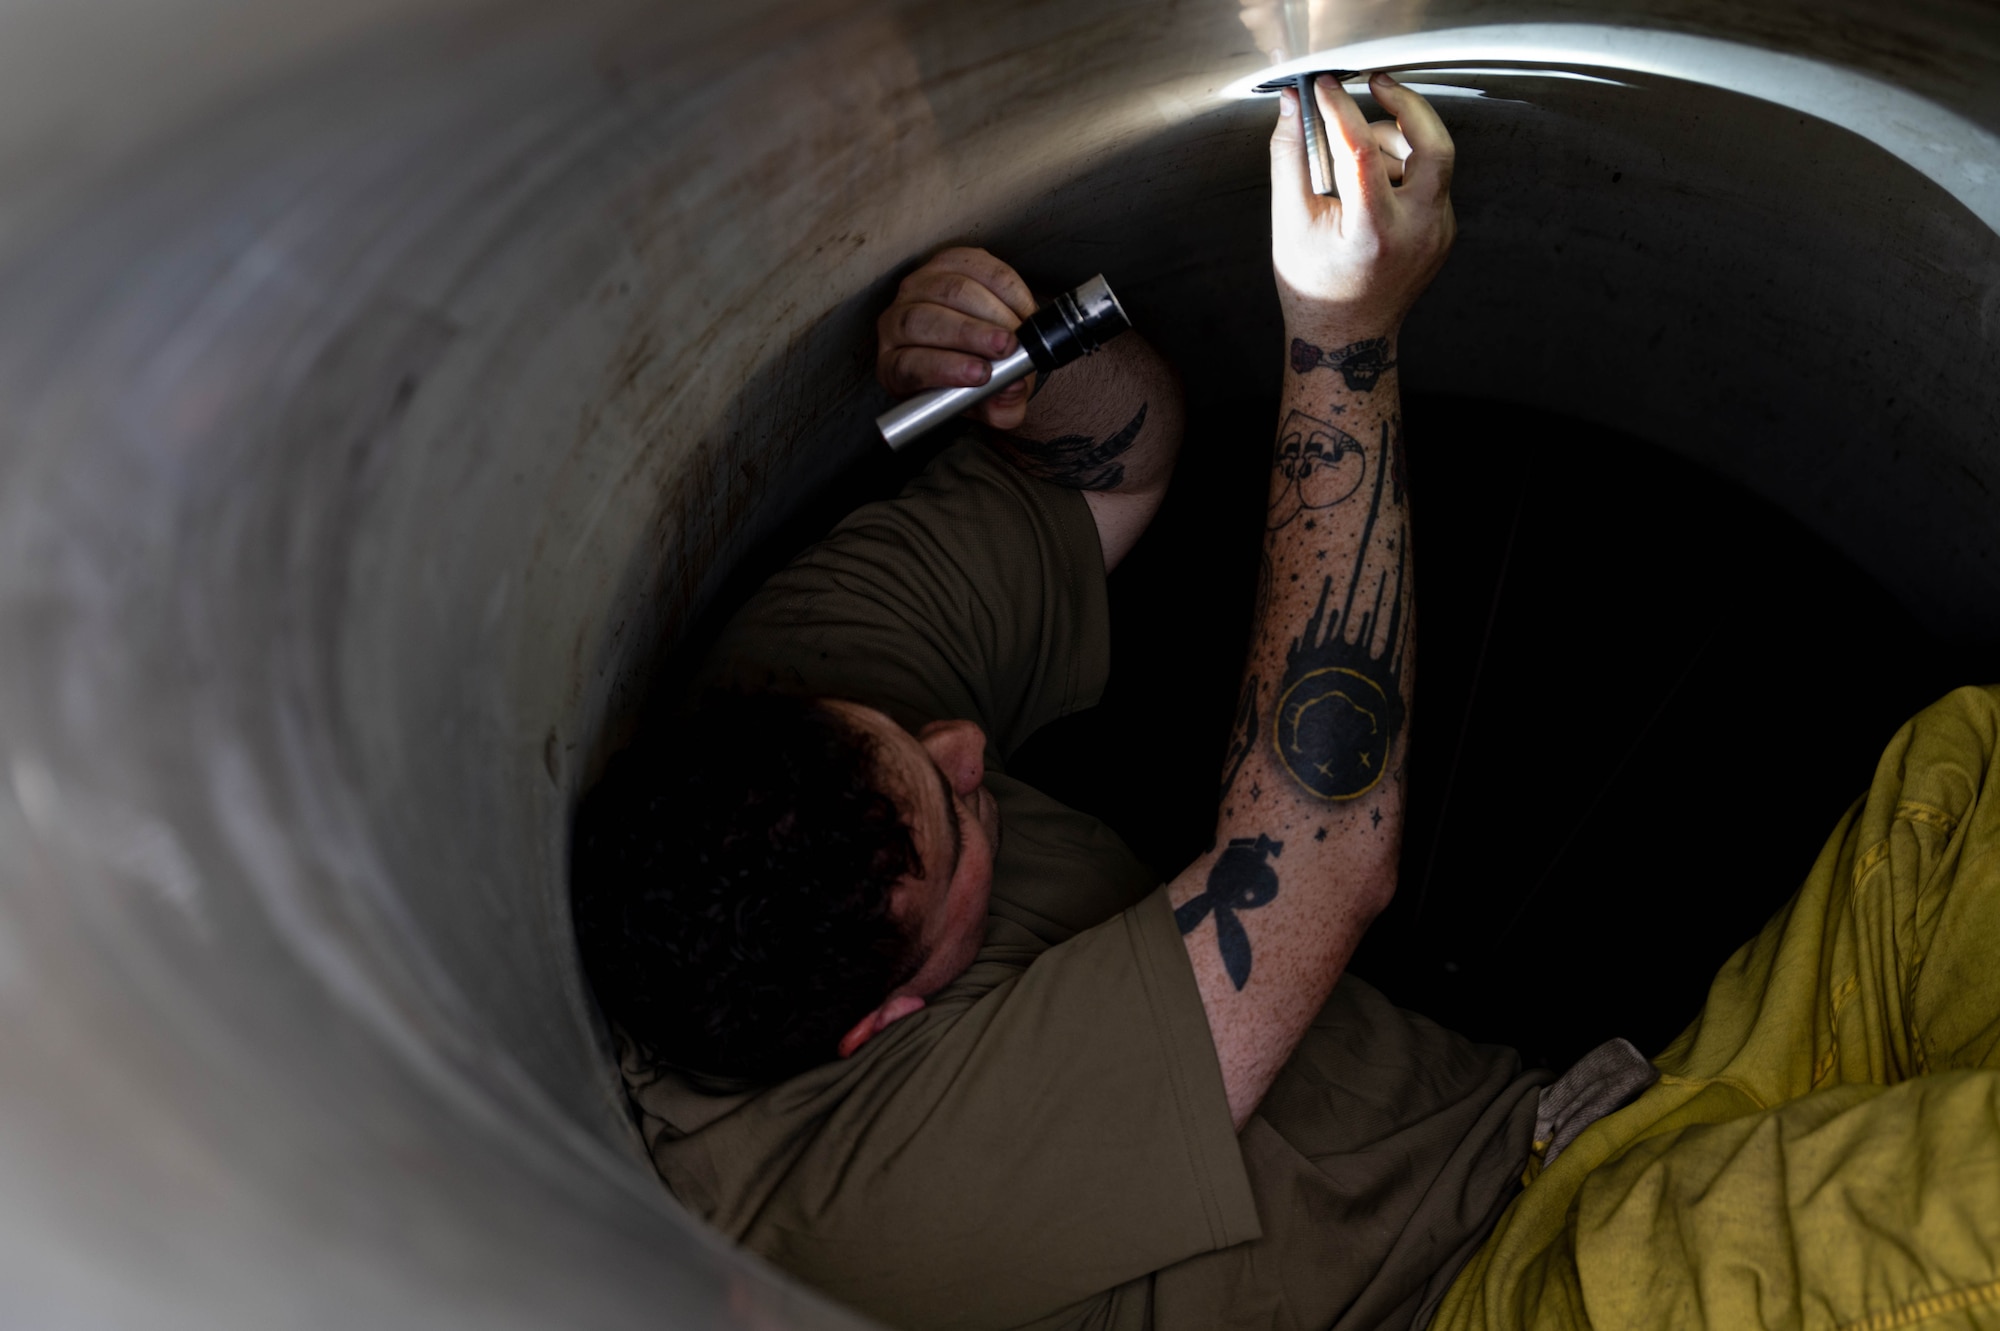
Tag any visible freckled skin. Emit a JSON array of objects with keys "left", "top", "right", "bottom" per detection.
[
  {"left": 851, "top": 77, "right": 1454, "bottom": 1133},
  {"left": 1167, "top": 72, "right": 1451, "bottom": 1130}
]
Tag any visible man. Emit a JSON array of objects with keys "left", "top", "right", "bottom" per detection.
[{"left": 574, "top": 74, "right": 2000, "bottom": 1331}]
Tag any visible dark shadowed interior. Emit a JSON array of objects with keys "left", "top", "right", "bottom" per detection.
[
  {"left": 0, "top": 1, "right": 1995, "bottom": 1326},
  {"left": 1010, "top": 393, "right": 1972, "bottom": 1073}
]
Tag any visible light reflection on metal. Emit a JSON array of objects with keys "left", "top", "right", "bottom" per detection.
[{"left": 1221, "top": 23, "right": 2000, "bottom": 237}]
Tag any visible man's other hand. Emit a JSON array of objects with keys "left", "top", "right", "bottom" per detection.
[
  {"left": 1270, "top": 73, "right": 1455, "bottom": 337},
  {"left": 876, "top": 248, "right": 1040, "bottom": 431}
]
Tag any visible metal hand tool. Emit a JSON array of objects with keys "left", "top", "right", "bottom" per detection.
[{"left": 1253, "top": 70, "right": 1359, "bottom": 196}]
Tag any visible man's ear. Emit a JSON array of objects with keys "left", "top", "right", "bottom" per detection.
[
  {"left": 836, "top": 993, "right": 927, "bottom": 1058},
  {"left": 916, "top": 718, "right": 986, "bottom": 797}
]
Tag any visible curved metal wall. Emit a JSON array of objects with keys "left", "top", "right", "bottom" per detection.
[{"left": 0, "top": 1, "right": 1994, "bottom": 1326}]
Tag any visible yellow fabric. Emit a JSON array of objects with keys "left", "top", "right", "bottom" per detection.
[{"left": 1432, "top": 684, "right": 2000, "bottom": 1331}]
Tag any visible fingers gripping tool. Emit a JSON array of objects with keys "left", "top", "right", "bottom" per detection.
[
  {"left": 875, "top": 274, "right": 1133, "bottom": 451},
  {"left": 1254, "top": 71, "right": 1359, "bottom": 197}
]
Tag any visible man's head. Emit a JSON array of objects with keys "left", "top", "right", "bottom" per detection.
[{"left": 570, "top": 691, "right": 997, "bottom": 1084}]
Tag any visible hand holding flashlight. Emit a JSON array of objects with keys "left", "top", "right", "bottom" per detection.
[
  {"left": 876, "top": 249, "right": 1044, "bottom": 433},
  {"left": 875, "top": 249, "right": 1131, "bottom": 450}
]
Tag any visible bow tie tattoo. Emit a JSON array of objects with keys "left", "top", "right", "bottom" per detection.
[
  {"left": 1290, "top": 336, "right": 1397, "bottom": 392},
  {"left": 1175, "top": 835, "right": 1284, "bottom": 990}
]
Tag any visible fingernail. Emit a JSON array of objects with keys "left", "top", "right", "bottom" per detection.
[
  {"left": 992, "top": 331, "right": 1015, "bottom": 356},
  {"left": 1315, "top": 73, "right": 1335, "bottom": 88},
  {"left": 1279, "top": 89, "right": 1296, "bottom": 116},
  {"left": 1372, "top": 71, "right": 1399, "bottom": 86}
]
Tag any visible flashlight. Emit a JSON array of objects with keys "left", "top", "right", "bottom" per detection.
[{"left": 875, "top": 273, "right": 1133, "bottom": 451}]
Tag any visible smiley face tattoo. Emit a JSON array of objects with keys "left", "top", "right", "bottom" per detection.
[{"left": 1271, "top": 420, "right": 1409, "bottom": 801}]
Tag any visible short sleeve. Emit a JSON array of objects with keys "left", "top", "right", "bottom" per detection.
[
  {"left": 696, "top": 436, "right": 1110, "bottom": 759},
  {"left": 651, "top": 888, "right": 1260, "bottom": 1331},
  {"left": 636, "top": 435, "right": 1257, "bottom": 1329}
]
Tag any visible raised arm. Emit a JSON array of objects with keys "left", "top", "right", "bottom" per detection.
[
  {"left": 1170, "top": 73, "right": 1455, "bottom": 1128},
  {"left": 876, "top": 248, "right": 1184, "bottom": 570}
]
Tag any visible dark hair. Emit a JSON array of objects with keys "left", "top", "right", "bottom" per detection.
[{"left": 569, "top": 692, "right": 924, "bottom": 1084}]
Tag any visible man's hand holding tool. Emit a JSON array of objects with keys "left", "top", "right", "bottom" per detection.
[
  {"left": 1270, "top": 72, "right": 1455, "bottom": 339},
  {"left": 876, "top": 248, "right": 1043, "bottom": 432}
]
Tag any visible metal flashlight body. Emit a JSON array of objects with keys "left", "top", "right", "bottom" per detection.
[{"left": 875, "top": 273, "right": 1133, "bottom": 451}]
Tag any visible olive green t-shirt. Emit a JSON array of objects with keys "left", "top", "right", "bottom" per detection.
[{"left": 624, "top": 438, "right": 1547, "bottom": 1331}]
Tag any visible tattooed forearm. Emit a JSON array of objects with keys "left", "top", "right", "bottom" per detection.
[
  {"left": 1290, "top": 336, "right": 1397, "bottom": 391},
  {"left": 1269, "top": 410, "right": 1367, "bottom": 531},
  {"left": 1175, "top": 835, "right": 1283, "bottom": 989},
  {"left": 1004, "top": 403, "right": 1148, "bottom": 491},
  {"left": 1271, "top": 419, "right": 1410, "bottom": 801}
]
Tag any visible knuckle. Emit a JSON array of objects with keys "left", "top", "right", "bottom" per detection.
[{"left": 911, "top": 303, "right": 948, "bottom": 341}]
